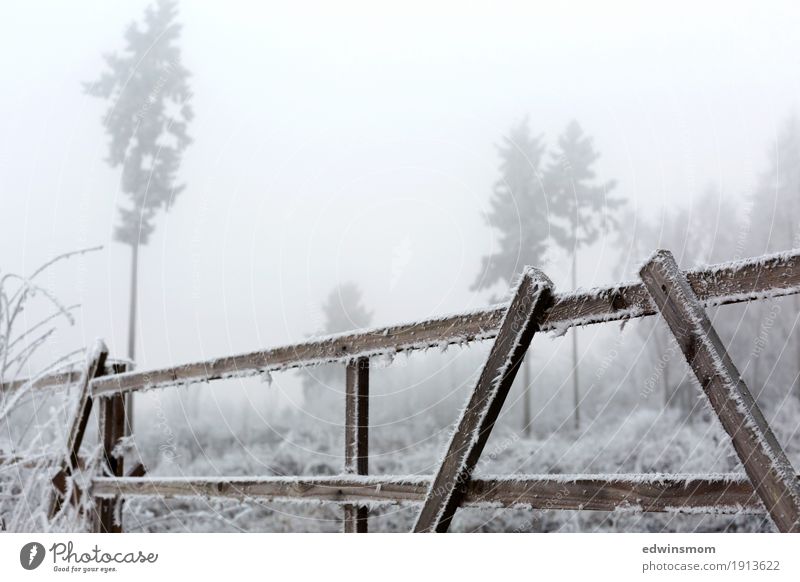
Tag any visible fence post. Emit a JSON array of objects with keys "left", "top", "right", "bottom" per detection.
[
  {"left": 641, "top": 250, "right": 800, "bottom": 532},
  {"left": 93, "top": 362, "right": 128, "bottom": 533},
  {"left": 344, "top": 356, "right": 369, "bottom": 533}
]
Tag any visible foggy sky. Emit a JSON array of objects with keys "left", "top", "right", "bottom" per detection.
[{"left": 2, "top": 0, "right": 800, "bottom": 378}]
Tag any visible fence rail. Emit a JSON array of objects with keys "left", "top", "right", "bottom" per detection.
[{"left": 91, "top": 473, "right": 799, "bottom": 514}]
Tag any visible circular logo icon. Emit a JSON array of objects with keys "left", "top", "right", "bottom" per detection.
[{"left": 20, "top": 542, "right": 46, "bottom": 570}]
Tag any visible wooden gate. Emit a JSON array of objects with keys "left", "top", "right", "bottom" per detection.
[{"left": 5, "top": 248, "right": 800, "bottom": 532}]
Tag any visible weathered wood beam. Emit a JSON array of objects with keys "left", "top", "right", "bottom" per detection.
[
  {"left": 343, "top": 357, "right": 369, "bottom": 533},
  {"left": 85, "top": 250, "right": 800, "bottom": 398},
  {"left": 48, "top": 339, "right": 108, "bottom": 519},
  {"left": 641, "top": 250, "right": 800, "bottom": 533},
  {"left": 414, "top": 268, "right": 553, "bottom": 532},
  {"left": 91, "top": 474, "right": 797, "bottom": 514}
]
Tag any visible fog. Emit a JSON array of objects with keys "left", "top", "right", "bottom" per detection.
[
  {"left": 2, "top": 1, "right": 798, "bottom": 372},
  {"left": 3, "top": 1, "right": 800, "bottom": 532}
]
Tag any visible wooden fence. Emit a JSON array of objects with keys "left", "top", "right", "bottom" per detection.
[{"left": 4, "top": 248, "right": 800, "bottom": 532}]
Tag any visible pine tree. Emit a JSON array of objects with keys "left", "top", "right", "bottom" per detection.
[
  {"left": 319, "top": 283, "right": 373, "bottom": 336},
  {"left": 85, "top": 0, "right": 193, "bottom": 430},
  {"left": 472, "top": 118, "right": 547, "bottom": 436},
  {"left": 544, "top": 120, "right": 621, "bottom": 429},
  {"left": 472, "top": 118, "right": 548, "bottom": 292}
]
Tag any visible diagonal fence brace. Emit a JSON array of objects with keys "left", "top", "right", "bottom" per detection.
[
  {"left": 48, "top": 339, "right": 109, "bottom": 519},
  {"left": 640, "top": 250, "right": 800, "bottom": 532},
  {"left": 414, "top": 268, "right": 554, "bottom": 532}
]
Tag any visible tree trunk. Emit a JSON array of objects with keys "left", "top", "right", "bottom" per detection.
[
  {"left": 571, "top": 250, "right": 580, "bottom": 430},
  {"left": 522, "top": 355, "right": 531, "bottom": 437},
  {"left": 125, "top": 242, "right": 139, "bottom": 435}
]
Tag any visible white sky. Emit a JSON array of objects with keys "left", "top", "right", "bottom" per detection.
[{"left": 1, "top": 1, "right": 800, "bottom": 376}]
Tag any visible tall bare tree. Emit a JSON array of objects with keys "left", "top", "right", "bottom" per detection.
[{"left": 85, "top": 0, "right": 193, "bottom": 429}]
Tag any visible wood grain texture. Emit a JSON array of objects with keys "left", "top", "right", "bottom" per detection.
[
  {"left": 94, "top": 392, "right": 126, "bottom": 533},
  {"left": 414, "top": 270, "right": 553, "bottom": 532},
  {"left": 641, "top": 250, "right": 800, "bottom": 532},
  {"left": 343, "top": 357, "right": 369, "bottom": 533},
  {"left": 91, "top": 474, "right": 798, "bottom": 514}
]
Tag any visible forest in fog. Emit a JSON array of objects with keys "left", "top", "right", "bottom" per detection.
[{"left": 2, "top": 1, "right": 800, "bottom": 533}]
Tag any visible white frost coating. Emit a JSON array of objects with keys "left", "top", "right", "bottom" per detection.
[
  {"left": 111, "top": 435, "right": 135, "bottom": 457},
  {"left": 474, "top": 472, "right": 751, "bottom": 484},
  {"left": 373, "top": 351, "right": 396, "bottom": 368},
  {"left": 94, "top": 472, "right": 760, "bottom": 487},
  {"left": 548, "top": 306, "right": 641, "bottom": 338},
  {"left": 661, "top": 503, "right": 752, "bottom": 516}
]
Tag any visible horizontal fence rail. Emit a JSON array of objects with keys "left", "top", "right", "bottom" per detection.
[
  {"left": 91, "top": 473, "right": 800, "bottom": 514},
  {"left": 3, "top": 250, "right": 800, "bottom": 398},
  {"left": 84, "top": 249, "right": 800, "bottom": 398}
]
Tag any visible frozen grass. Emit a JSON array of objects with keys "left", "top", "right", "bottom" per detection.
[
  {"left": 0, "top": 248, "right": 102, "bottom": 532},
  {"left": 117, "top": 398, "right": 796, "bottom": 532}
]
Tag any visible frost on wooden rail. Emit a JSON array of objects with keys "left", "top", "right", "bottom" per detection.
[
  {"left": 640, "top": 250, "right": 800, "bottom": 533},
  {"left": 91, "top": 473, "right": 800, "bottom": 514},
  {"left": 69, "top": 248, "right": 800, "bottom": 398}
]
